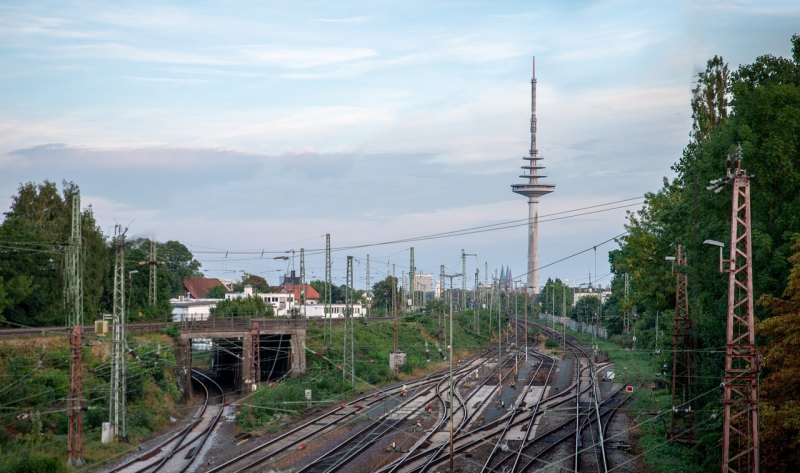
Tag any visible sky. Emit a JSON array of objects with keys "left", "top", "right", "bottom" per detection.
[{"left": 1, "top": 0, "right": 798, "bottom": 292}]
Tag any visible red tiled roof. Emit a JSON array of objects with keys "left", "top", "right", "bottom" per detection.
[
  {"left": 183, "top": 278, "right": 225, "bottom": 299},
  {"left": 281, "top": 284, "right": 320, "bottom": 301}
]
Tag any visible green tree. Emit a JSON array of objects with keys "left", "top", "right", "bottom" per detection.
[
  {"left": 310, "top": 279, "right": 344, "bottom": 305},
  {"left": 756, "top": 235, "right": 800, "bottom": 473},
  {"left": 0, "top": 181, "right": 108, "bottom": 326},
  {"left": 159, "top": 240, "right": 202, "bottom": 297},
  {"left": 211, "top": 296, "right": 274, "bottom": 317},
  {"left": 370, "top": 276, "right": 398, "bottom": 315},
  {"left": 206, "top": 285, "right": 227, "bottom": 299},
  {"left": 240, "top": 273, "right": 270, "bottom": 293}
]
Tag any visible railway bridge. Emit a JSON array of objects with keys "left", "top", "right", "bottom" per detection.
[{"left": 174, "top": 317, "right": 306, "bottom": 398}]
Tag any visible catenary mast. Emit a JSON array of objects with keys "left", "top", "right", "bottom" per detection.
[{"left": 512, "top": 57, "right": 555, "bottom": 296}]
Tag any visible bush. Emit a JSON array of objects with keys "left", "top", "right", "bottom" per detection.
[
  {"left": 0, "top": 454, "right": 66, "bottom": 473},
  {"left": 162, "top": 323, "right": 180, "bottom": 339}
]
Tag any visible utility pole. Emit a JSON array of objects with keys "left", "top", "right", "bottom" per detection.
[
  {"left": 110, "top": 225, "right": 127, "bottom": 442},
  {"left": 366, "top": 254, "right": 370, "bottom": 318},
  {"left": 668, "top": 244, "right": 693, "bottom": 441},
  {"left": 439, "top": 265, "right": 445, "bottom": 342},
  {"left": 475, "top": 269, "right": 480, "bottom": 334},
  {"left": 325, "top": 234, "right": 332, "bottom": 349},
  {"left": 67, "top": 325, "right": 84, "bottom": 465},
  {"left": 65, "top": 193, "right": 83, "bottom": 328},
  {"left": 392, "top": 263, "right": 398, "bottom": 327},
  {"left": 461, "top": 249, "right": 467, "bottom": 312},
  {"left": 249, "top": 321, "right": 260, "bottom": 389},
  {"left": 401, "top": 270, "right": 405, "bottom": 316},
  {"left": 624, "top": 273, "right": 630, "bottom": 334},
  {"left": 66, "top": 193, "right": 84, "bottom": 465},
  {"left": 300, "top": 248, "right": 306, "bottom": 318},
  {"left": 409, "top": 247, "right": 415, "bottom": 311},
  {"left": 138, "top": 239, "right": 162, "bottom": 308},
  {"left": 708, "top": 148, "right": 760, "bottom": 473},
  {"left": 344, "top": 256, "right": 355, "bottom": 387}
]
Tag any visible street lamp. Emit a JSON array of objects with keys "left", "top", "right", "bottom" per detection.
[
  {"left": 703, "top": 239, "right": 727, "bottom": 272},
  {"left": 443, "top": 272, "right": 462, "bottom": 473}
]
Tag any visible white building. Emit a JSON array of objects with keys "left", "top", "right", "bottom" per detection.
[
  {"left": 225, "top": 285, "right": 296, "bottom": 316},
  {"left": 414, "top": 273, "right": 434, "bottom": 293},
  {"left": 170, "top": 298, "right": 219, "bottom": 322},
  {"left": 302, "top": 303, "right": 366, "bottom": 318},
  {"left": 573, "top": 286, "right": 612, "bottom": 306}
]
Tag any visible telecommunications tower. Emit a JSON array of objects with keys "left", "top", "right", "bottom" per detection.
[{"left": 512, "top": 57, "right": 555, "bottom": 297}]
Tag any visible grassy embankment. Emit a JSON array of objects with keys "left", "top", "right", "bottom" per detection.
[
  {"left": 236, "top": 309, "right": 508, "bottom": 433},
  {"left": 0, "top": 332, "right": 185, "bottom": 472},
  {"left": 551, "top": 322, "right": 718, "bottom": 473}
]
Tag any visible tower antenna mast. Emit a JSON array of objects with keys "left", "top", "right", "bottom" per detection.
[{"left": 512, "top": 57, "right": 555, "bottom": 298}]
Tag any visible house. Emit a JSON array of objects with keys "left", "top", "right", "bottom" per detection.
[
  {"left": 183, "top": 278, "right": 226, "bottom": 299},
  {"left": 225, "top": 284, "right": 296, "bottom": 316},
  {"left": 277, "top": 271, "right": 321, "bottom": 303},
  {"left": 170, "top": 298, "right": 219, "bottom": 322}
]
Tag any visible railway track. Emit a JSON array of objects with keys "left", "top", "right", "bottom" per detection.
[
  {"left": 97, "top": 317, "right": 629, "bottom": 473},
  {"left": 106, "top": 369, "right": 225, "bottom": 473},
  {"left": 204, "top": 348, "right": 501, "bottom": 473}
]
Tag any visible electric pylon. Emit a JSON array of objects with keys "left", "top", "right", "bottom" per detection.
[
  {"left": 709, "top": 148, "right": 760, "bottom": 473},
  {"left": 139, "top": 239, "right": 162, "bottom": 307},
  {"left": 670, "top": 244, "right": 693, "bottom": 441},
  {"left": 389, "top": 263, "right": 394, "bottom": 319},
  {"left": 110, "top": 225, "right": 127, "bottom": 441},
  {"left": 67, "top": 325, "right": 84, "bottom": 465},
  {"left": 249, "top": 321, "right": 260, "bottom": 389},
  {"left": 366, "top": 254, "right": 370, "bottom": 317},
  {"left": 325, "top": 234, "right": 332, "bottom": 349},
  {"left": 475, "top": 269, "right": 480, "bottom": 333},
  {"left": 439, "top": 265, "right": 445, "bottom": 301},
  {"left": 300, "top": 248, "right": 306, "bottom": 318},
  {"left": 439, "top": 265, "right": 445, "bottom": 342},
  {"left": 461, "top": 249, "right": 467, "bottom": 312},
  {"left": 148, "top": 240, "right": 157, "bottom": 306},
  {"left": 66, "top": 192, "right": 84, "bottom": 464},
  {"left": 409, "top": 247, "right": 415, "bottom": 311},
  {"left": 343, "top": 256, "right": 355, "bottom": 386},
  {"left": 65, "top": 193, "right": 83, "bottom": 328}
]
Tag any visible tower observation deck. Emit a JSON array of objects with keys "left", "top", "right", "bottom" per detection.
[{"left": 511, "top": 57, "right": 555, "bottom": 297}]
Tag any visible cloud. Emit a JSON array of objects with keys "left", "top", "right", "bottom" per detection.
[
  {"left": 313, "top": 16, "right": 371, "bottom": 24},
  {"left": 237, "top": 45, "right": 378, "bottom": 68}
]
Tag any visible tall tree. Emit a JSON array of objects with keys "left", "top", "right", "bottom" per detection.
[
  {"left": 0, "top": 181, "right": 108, "bottom": 326},
  {"left": 757, "top": 235, "right": 800, "bottom": 472}
]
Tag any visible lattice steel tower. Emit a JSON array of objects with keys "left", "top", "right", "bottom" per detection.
[
  {"left": 710, "top": 150, "right": 760, "bottom": 473},
  {"left": 409, "top": 247, "right": 415, "bottom": 310},
  {"left": 512, "top": 57, "right": 555, "bottom": 297},
  {"left": 343, "top": 256, "right": 355, "bottom": 386},
  {"left": 109, "top": 225, "right": 127, "bottom": 441},
  {"left": 65, "top": 193, "right": 83, "bottom": 327},
  {"left": 669, "top": 244, "right": 693, "bottom": 440}
]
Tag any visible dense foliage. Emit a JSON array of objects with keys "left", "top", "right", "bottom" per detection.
[
  {"left": 0, "top": 334, "right": 180, "bottom": 470},
  {"left": 0, "top": 181, "right": 203, "bottom": 326},
  {"left": 210, "top": 296, "right": 274, "bottom": 317},
  {"left": 0, "top": 182, "right": 109, "bottom": 326},
  {"left": 605, "top": 36, "right": 800, "bottom": 471}
]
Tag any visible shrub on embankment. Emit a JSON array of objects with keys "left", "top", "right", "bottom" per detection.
[{"left": 0, "top": 333, "right": 182, "bottom": 470}]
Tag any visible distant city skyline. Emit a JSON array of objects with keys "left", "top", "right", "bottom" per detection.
[{"left": 2, "top": 1, "right": 798, "bottom": 290}]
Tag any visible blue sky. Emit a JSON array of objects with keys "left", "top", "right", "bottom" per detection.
[{"left": 1, "top": 0, "right": 798, "bottom": 290}]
